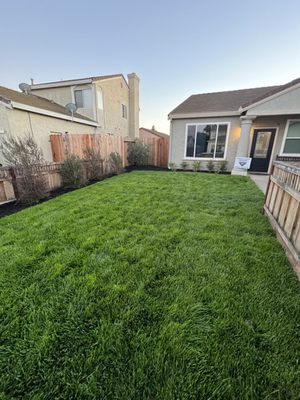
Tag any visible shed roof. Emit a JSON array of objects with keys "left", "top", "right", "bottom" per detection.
[{"left": 139, "top": 127, "right": 169, "bottom": 139}]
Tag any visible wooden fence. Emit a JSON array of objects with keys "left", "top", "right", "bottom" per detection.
[
  {"left": 264, "top": 161, "right": 300, "bottom": 275},
  {"left": 0, "top": 168, "right": 15, "bottom": 204},
  {"left": 49, "top": 133, "right": 169, "bottom": 168},
  {"left": 0, "top": 163, "right": 63, "bottom": 204}
]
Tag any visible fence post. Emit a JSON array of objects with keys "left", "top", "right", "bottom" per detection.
[{"left": 8, "top": 167, "right": 19, "bottom": 200}]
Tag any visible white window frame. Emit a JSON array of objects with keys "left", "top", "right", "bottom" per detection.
[
  {"left": 183, "top": 122, "right": 230, "bottom": 161},
  {"left": 280, "top": 119, "right": 300, "bottom": 156}
]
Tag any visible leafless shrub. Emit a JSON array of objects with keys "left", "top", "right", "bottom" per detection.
[
  {"left": 1, "top": 134, "right": 47, "bottom": 204},
  {"left": 109, "top": 152, "right": 123, "bottom": 175},
  {"left": 83, "top": 147, "right": 103, "bottom": 180}
]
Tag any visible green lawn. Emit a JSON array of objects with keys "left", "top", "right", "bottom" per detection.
[{"left": 0, "top": 172, "right": 299, "bottom": 399}]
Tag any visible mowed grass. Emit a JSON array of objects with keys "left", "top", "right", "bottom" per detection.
[{"left": 0, "top": 172, "right": 299, "bottom": 399}]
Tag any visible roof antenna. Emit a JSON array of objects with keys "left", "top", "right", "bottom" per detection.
[{"left": 19, "top": 83, "right": 31, "bottom": 94}]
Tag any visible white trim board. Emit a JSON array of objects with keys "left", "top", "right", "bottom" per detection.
[
  {"left": 31, "top": 78, "right": 92, "bottom": 90},
  {"left": 11, "top": 101, "right": 99, "bottom": 127}
]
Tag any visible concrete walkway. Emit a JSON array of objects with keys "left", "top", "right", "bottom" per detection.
[{"left": 249, "top": 174, "right": 269, "bottom": 194}]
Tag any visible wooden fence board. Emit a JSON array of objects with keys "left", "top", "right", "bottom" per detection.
[
  {"left": 278, "top": 192, "right": 290, "bottom": 227},
  {"left": 273, "top": 187, "right": 283, "bottom": 219},
  {"left": 264, "top": 161, "right": 300, "bottom": 274}
]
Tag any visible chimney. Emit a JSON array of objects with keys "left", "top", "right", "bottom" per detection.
[{"left": 127, "top": 73, "right": 140, "bottom": 138}]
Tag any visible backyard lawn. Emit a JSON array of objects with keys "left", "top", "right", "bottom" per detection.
[{"left": 0, "top": 171, "right": 300, "bottom": 399}]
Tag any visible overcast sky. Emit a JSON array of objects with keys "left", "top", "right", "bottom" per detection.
[{"left": 1, "top": 0, "right": 300, "bottom": 133}]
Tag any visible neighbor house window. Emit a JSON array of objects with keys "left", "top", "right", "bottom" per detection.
[
  {"left": 74, "top": 88, "right": 92, "bottom": 108},
  {"left": 185, "top": 123, "right": 229, "bottom": 159},
  {"left": 122, "top": 104, "right": 127, "bottom": 119},
  {"left": 282, "top": 120, "right": 300, "bottom": 155}
]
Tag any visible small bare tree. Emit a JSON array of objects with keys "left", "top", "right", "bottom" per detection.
[{"left": 1, "top": 134, "right": 47, "bottom": 204}]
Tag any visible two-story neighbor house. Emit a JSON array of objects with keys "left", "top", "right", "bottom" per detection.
[
  {"left": 30, "top": 73, "right": 140, "bottom": 138},
  {"left": 168, "top": 77, "right": 300, "bottom": 174}
]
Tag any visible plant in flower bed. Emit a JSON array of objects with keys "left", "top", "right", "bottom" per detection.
[
  {"left": 127, "top": 140, "right": 150, "bottom": 166},
  {"left": 215, "top": 160, "right": 228, "bottom": 174},
  {"left": 169, "top": 162, "right": 177, "bottom": 172},
  {"left": 83, "top": 147, "right": 103, "bottom": 180},
  {"left": 192, "top": 161, "right": 201, "bottom": 172},
  {"left": 0, "top": 172, "right": 299, "bottom": 399},
  {"left": 207, "top": 160, "right": 215, "bottom": 172},
  {"left": 1, "top": 134, "right": 48, "bottom": 205},
  {"left": 180, "top": 161, "right": 188, "bottom": 170},
  {"left": 109, "top": 152, "right": 123, "bottom": 175},
  {"left": 60, "top": 154, "right": 87, "bottom": 188}
]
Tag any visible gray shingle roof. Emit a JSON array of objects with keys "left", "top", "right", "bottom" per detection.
[
  {"left": 0, "top": 86, "right": 97, "bottom": 123},
  {"left": 169, "top": 86, "right": 280, "bottom": 116}
]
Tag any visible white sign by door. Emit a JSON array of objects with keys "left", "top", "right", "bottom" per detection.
[{"left": 234, "top": 157, "right": 252, "bottom": 170}]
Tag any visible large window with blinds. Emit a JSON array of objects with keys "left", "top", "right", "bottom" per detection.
[{"left": 185, "top": 123, "right": 229, "bottom": 159}]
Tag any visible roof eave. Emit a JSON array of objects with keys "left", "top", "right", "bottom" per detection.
[
  {"left": 11, "top": 101, "right": 99, "bottom": 126},
  {"left": 31, "top": 78, "right": 93, "bottom": 90}
]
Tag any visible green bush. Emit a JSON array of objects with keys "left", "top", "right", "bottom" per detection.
[
  {"left": 169, "top": 162, "right": 177, "bottom": 172},
  {"left": 109, "top": 152, "right": 123, "bottom": 175},
  {"left": 127, "top": 141, "right": 150, "bottom": 166},
  {"left": 180, "top": 161, "right": 188, "bottom": 170},
  {"left": 207, "top": 160, "right": 214, "bottom": 173},
  {"left": 83, "top": 147, "right": 103, "bottom": 180},
  {"left": 60, "top": 155, "right": 87, "bottom": 188},
  {"left": 192, "top": 161, "right": 201, "bottom": 172}
]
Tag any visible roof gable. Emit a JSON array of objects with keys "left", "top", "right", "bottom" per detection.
[{"left": 243, "top": 84, "right": 300, "bottom": 116}]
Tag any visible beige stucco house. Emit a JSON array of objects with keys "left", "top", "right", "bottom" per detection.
[
  {"left": 168, "top": 78, "right": 300, "bottom": 174},
  {"left": 0, "top": 86, "right": 99, "bottom": 164},
  {"left": 30, "top": 73, "right": 140, "bottom": 139}
]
